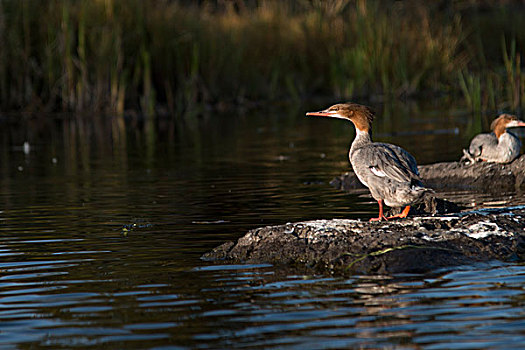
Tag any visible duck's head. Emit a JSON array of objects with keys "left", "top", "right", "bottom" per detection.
[
  {"left": 306, "top": 102, "right": 375, "bottom": 133},
  {"left": 491, "top": 114, "right": 525, "bottom": 138}
]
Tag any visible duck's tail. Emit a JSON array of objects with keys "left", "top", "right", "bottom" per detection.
[
  {"left": 410, "top": 179, "right": 434, "bottom": 194},
  {"left": 410, "top": 184, "right": 434, "bottom": 203},
  {"left": 460, "top": 149, "right": 476, "bottom": 165}
]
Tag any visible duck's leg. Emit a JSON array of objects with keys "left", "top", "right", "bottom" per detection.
[
  {"left": 369, "top": 199, "right": 388, "bottom": 222},
  {"left": 386, "top": 206, "right": 411, "bottom": 220}
]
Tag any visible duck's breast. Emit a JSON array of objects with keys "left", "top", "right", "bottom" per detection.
[{"left": 497, "top": 132, "right": 521, "bottom": 163}]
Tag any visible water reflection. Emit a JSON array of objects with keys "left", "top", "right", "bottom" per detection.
[
  {"left": 0, "top": 104, "right": 524, "bottom": 348},
  {"left": 181, "top": 262, "right": 525, "bottom": 349}
]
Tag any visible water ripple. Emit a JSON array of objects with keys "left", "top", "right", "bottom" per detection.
[{"left": 1, "top": 109, "right": 525, "bottom": 348}]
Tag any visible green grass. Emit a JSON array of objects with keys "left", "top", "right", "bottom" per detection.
[
  {"left": 0, "top": 0, "right": 525, "bottom": 117},
  {"left": 458, "top": 37, "right": 525, "bottom": 118}
]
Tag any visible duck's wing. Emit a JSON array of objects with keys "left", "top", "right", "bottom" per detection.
[
  {"left": 352, "top": 143, "right": 420, "bottom": 184},
  {"left": 468, "top": 133, "right": 497, "bottom": 157},
  {"left": 379, "top": 143, "right": 420, "bottom": 176}
]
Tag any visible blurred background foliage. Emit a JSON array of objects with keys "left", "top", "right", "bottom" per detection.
[{"left": 1, "top": 0, "right": 525, "bottom": 117}]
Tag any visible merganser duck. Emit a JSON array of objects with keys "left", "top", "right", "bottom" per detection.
[
  {"left": 306, "top": 102, "right": 431, "bottom": 221},
  {"left": 461, "top": 114, "right": 525, "bottom": 164}
]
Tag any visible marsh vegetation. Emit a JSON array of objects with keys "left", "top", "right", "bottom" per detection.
[{"left": 1, "top": 0, "right": 525, "bottom": 117}]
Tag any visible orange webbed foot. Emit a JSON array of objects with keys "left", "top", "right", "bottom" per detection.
[
  {"left": 386, "top": 206, "right": 411, "bottom": 220},
  {"left": 369, "top": 199, "right": 389, "bottom": 222},
  {"left": 369, "top": 216, "right": 388, "bottom": 222}
]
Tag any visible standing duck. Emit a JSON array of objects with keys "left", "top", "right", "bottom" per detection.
[
  {"left": 307, "top": 102, "right": 431, "bottom": 221},
  {"left": 461, "top": 114, "right": 525, "bottom": 164}
]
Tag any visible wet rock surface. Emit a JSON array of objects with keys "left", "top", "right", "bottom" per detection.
[
  {"left": 203, "top": 206, "right": 525, "bottom": 275},
  {"left": 331, "top": 154, "right": 525, "bottom": 192},
  {"left": 204, "top": 156, "right": 525, "bottom": 275}
]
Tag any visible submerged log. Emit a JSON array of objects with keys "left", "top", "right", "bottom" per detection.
[
  {"left": 203, "top": 206, "right": 525, "bottom": 275},
  {"left": 331, "top": 154, "right": 525, "bottom": 192}
]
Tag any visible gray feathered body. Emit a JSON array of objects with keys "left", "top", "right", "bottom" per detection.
[
  {"left": 349, "top": 132, "right": 429, "bottom": 208},
  {"left": 467, "top": 131, "right": 521, "bottom": 163}
]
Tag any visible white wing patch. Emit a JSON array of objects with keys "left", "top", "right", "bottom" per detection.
[{"left": 370, "top": 166, "right": 387, "bottom": 177}]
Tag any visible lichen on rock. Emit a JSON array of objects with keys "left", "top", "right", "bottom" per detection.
[{"left": 203, "top": 206, "right": 525, "bottom": 275}]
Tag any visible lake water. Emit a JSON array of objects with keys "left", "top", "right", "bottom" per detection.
[{"left": 1, "top": 102, "right": 525, "bottom": 349}]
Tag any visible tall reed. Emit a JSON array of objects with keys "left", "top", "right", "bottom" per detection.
[
  {"left": 458, "top": 37, "right": 525, "bottom": 116},
  {"left": 325, "top": 1, "right": 464, "bottom": 98},
  {"left": 0, "top": 0, "right": 523, "bottom": 117}
]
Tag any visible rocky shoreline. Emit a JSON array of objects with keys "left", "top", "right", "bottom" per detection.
[
  {"left": 203, "top": 206, "right": 525, "bottom": 275},
  {"left": 203, "top": 156, "right": 525, "bottom": 275}
]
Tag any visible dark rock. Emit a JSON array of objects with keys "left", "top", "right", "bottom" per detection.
[
  {"left": 202, "top": 206, "right": 525, "bottom": 275},
  {"left": 204, "top": 157, "right": 525, "bottom": 275},
  {"left": 330, "top": 172, "right": 366, "bottom": 191},
  {"left": 332, "top": 154, "right": 525, "bottom": 192}
]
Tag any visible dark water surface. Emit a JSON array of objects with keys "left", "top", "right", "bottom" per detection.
[{"left": 1, "top": 103, "right": 525, "bottom": 349}]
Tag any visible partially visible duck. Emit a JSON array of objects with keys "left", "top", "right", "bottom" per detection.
[
  {"left": 306, "top": 102, "right": 431, "bottom": 221},
  {"left": 462, "top": 114, "right": 525, "bottom": 164}
]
